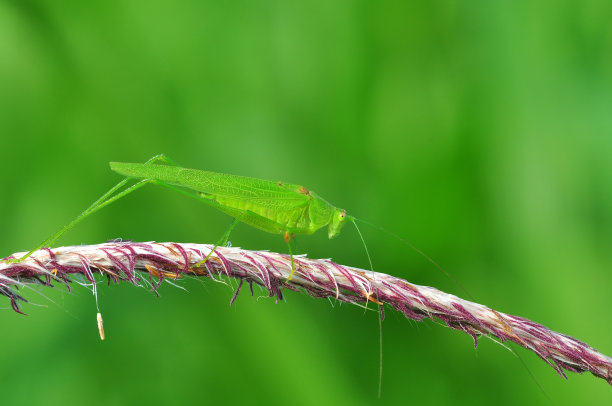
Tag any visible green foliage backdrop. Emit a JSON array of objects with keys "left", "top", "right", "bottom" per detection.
[{"left": 1, "top": 1, "right": 611, "bottom": 404}]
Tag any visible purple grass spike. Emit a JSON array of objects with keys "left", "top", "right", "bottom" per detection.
[{"left": 1, "top": 241, "right": 611, "bottom": 385}]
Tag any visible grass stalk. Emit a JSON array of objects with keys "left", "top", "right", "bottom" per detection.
[{"left": 1, "top": 241, "right": 610, "bottom": 385}]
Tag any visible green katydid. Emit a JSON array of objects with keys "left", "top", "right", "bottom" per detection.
[
  {"left": 4, "top": 155, "right": 545, "bottom": 396},
  {"left": 9, "top": 154, "right": 374, "bottom": 295},
  {"left": 106, "top": 156, "right": 383, "bottom": 389},
  {"left": 108, "top": 159, "right": 356, "bottom": 281},
  {"left": 2, "top": 154, "right": 379, "bottom": 347}
]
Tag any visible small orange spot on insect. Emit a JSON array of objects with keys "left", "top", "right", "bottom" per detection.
[
  {"left": 298, "top": 186, "right": 310, "bottom": 195},
  {"left": 51, "top": 269, "right": 58, "bottom": 276},
  {"left": 97, "top": 312, "right": 105, "bottom": 341}
]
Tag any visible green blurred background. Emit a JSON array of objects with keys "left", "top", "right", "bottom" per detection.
[{"left": 1, "top": 1, "right": 611, "bottom": 404}]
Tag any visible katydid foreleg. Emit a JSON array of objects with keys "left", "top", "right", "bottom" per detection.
[
  {"left": 195, "top": 212, "right": 246, "bottom": 268},
  {"left": 2, "top": 154, "right": 173, "bottom": 339},
  {"left": 284, "top": 231, "right": 296, "bottom": 281}
]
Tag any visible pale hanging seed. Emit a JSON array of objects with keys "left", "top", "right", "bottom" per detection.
[{"left": 97, "top": 312, "right": 105, "bottom": 340}]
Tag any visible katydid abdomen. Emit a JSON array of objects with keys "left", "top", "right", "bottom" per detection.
[{"left": 110, "top": 162, "right": 342, "bottom": 238}]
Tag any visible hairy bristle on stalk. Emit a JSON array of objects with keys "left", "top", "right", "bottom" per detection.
[{"left": 1, "top": 241, "right": 611, "bottom": 385}]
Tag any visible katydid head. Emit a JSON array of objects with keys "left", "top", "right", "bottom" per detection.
[{"left": 328, "top": 208, "right": 350, "bottom": 239}]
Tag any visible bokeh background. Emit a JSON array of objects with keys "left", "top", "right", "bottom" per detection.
[{"left": 1, "top": 1, "right": 611, "bottom": 405}]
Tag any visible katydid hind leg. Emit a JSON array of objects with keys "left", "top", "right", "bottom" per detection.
[
  {"left": 7, "top": 154, "right": 176, "bottom": 337},
  {"left": 8, "top": 154, "right": 173, "bottom": 264},
  {"left": 11, "top": 178, "right": 149, "bottom": 263}
]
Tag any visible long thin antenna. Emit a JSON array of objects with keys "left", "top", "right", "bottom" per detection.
[
  {"left": 353, "top": 216, "right": 552, "bottom": 400},
  {"left": 354, "top": 217, "right": 475, "bottom": 301},
  {"left": 351, "top": 218, "right": 383, "bottom": 398},
  {"left": 351, "top": 218, "right": 374, "bottom": 275}
]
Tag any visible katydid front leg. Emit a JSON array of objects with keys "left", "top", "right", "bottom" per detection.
[{"left": 194, "top": 212, "right": 246, "bottom": 268}]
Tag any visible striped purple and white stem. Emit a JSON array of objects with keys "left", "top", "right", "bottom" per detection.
[{"left": 1, "top": 241, "right": 610, "bottom": 385}]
